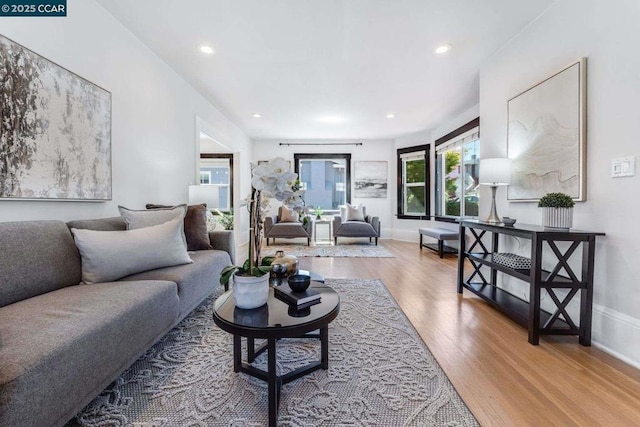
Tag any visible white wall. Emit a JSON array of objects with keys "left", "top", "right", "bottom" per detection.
[
  {"left": 391, "top": 105, "right": 479, "bottom": 242},
  {"left": 0, "top": 0, "right": 251, "bottom": 230},
  {"left": 480, "top": 0, "right": 640, "bottom": 367},
  {"left": 252, "top": 139, "right": 394, "bottom": 237}
]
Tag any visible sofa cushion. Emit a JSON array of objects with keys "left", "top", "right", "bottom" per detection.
[
  {"left": 335, "top": 221, "right": 377, "bottom": 237},
  {"left": 71, "top": 217, "right": 193, "bottom": 284},
  {"left": 120, "top": 250, "right": 231, "bottom": 318},
  {"left": 265, "top": 222, "right": 310, "bottom": 238},
  {"left": 146, "top": 203, "right": 212, "bottom": 251},
  {"left": 0, "top": 280, "right": 180, "bottom": 427},
  {"left": 0, "top": 220, "right": 81, "bottom": 308}
]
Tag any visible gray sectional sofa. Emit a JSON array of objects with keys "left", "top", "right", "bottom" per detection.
[{"left": 0, "top": 217, "right": 234, "bottom": 427}]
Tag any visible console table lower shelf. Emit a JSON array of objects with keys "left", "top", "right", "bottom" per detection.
[{"left": 462, "top": 282, "right": 571, "bottom": 332}]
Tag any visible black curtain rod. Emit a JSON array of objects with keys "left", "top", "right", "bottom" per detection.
[{"left": 279, "top": 142, "right": 363, "bottom": 146}]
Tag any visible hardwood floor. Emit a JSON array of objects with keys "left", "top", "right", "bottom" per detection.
[{"left": 297, "top": 239, "right": 640, "bottom": 427}]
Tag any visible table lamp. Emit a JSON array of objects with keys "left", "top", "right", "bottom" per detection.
[
  {"left": 479, "top": 158, "right": 511, "bottom": 224},
  {"left": 188, "top": 185, "right": 219, "bottom": 210}
]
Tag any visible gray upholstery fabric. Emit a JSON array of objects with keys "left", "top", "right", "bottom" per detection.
[
  {"left": 0, "top": 221, "right": 81, "bottom": 308},
  {"left": 333, "top": 212, "right": 381, "bottom": 244},
  {"left": 419, "top": 227, "right": 459, "bottom": 240},
  {"left": 0, "top": 280, "right": 179, "bottom": 427},
  {"left": 264, "top": 210, "right": 311, "bottom": 243},
  {"left": 209, "top": 230, "right": 235, "bottom": 264},
  {"left": 120, "top": 250, "right": 230, "bottom": 318},
  {"left": 66, "top": 217, "right": 126, "bottom": 232},
  {"left": 118, "top": 204, "right": 187, "bottom": 230}
]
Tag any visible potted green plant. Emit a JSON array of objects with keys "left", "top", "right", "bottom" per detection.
[
  {"left": 220, "top": 157, "right": 304, "bottom": 309},
  {"left": 213, "top": 209, "right": 234, "bottom": 230},
  {"left": 314, "top": 206, "right": 323, "bottom": 220},
  {"left": 538, "top": 192, "right": 575, "bottom": 229}
]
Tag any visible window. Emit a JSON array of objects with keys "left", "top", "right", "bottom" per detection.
[
  {"left": 199, "top": 153, "right": 233, "bottom": 211},
  {"left": 199, "top": 171, "right": 211, "bottom": 185},
  {"left": 294, "top": 153, "right": 351, "bottom": 211},
  {"left": 397, "top": 145, "right": 430, "bottom": 219},
  {"left": 434, "top": 118, "right": 480, "bottom": 220}
]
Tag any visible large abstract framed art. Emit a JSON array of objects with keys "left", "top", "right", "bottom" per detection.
[
  {"left": 507, "top": 58, "right": 586, "bottom": 202},
  {"left": 0, "top": 35, "right": 112, "bottom": 201}
]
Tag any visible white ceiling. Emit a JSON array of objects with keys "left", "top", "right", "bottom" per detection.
[{"left": 97, "top": 0, "right": 555, "bottom": 140}]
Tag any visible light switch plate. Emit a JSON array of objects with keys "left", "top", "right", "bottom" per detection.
[{"left": 612, "top": 156, "right": 635, "bottom": 178}]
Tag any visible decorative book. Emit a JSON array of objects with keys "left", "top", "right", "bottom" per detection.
[{"left": 274, "top": 283, "right": 321, "bottom": 306}]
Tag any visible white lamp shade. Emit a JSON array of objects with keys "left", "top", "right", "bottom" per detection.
[
  {"left": 188, "top": 185, "right": 219, "bottom": 209},
  {"left": 480, "top": 158, "right": 511, "bottom": 185}
]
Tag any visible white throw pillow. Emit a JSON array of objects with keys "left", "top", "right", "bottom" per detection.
[
  {"left": 71, "top": 217, "right": 193, "bottom": 285},
  {"left": 280, "top": 205, "right": 299, "bottom": 223},
  {"left": 346, "top": 203, "right": 365, "bottom": 222}
]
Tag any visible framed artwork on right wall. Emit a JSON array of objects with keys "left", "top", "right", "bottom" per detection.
[{"left": 507, "top": 58, "right": 586, "bottom": 202}]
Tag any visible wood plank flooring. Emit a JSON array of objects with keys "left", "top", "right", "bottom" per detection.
[{"left": 297, "top": 239, "right": 640, "bottom": 427}]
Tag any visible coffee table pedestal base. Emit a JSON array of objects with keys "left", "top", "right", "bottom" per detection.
[{"left": 233, "top": 328, "right": 329, "bottom": 426}]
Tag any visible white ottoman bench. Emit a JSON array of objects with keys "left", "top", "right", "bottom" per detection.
[{"left": 419, "top": 227, "right": 459, "bottom": 258}]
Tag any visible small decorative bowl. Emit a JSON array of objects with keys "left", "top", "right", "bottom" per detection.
[
  {"left": 287, "top": 274, "right": 311, "bottom": 292},
  {"left": 502, "top": 217, "right": 517, "bottom": 226}
]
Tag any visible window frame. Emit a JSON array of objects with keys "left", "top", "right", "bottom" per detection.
[
  {"left": 199, "top": 153, "right": 233, "bottom": 212},
  {"left": 434, "top": 118, "right": 480, "bottom": 223},
  {"left": 294, "top": 153, "right": 351, "bottom": 211},
  {"left": 396, "top": 144, "right": 430, "bottom": 220}
]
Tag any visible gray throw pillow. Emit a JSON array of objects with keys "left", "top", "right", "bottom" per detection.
[
  {"left": 71, "top": 217, "right": 193, "bottom": 285},
  {"left": 119, "top": 204, "right": 187, "bottom": 229},
  {"left": 119, "top": 204, "right": 187, "bottom": 248}
]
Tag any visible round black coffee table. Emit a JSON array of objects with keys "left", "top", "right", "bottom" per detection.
[{"left": 212, "top": 282, "right": 340, "bottom": 427}]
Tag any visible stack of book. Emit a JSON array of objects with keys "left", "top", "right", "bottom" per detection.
[{"left": 274, "top": 283, "right": 321, "bottom": 309}]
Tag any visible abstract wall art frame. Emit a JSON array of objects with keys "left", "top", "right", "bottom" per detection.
[
  {"left": 354, "top": 161, "right": 387, "bottom": 198},
  {"left": 0, "top": 34, "right": 112, "bottom": 201},
  {"left": 507, "top": 58, "right": 586, "bottom": 202}
]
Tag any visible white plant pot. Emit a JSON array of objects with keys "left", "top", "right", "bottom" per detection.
[
  {"left": 542, "top": 207, "right": 573, "bottom": 230},
  {"left": 232, "top": 272, "right": 269, "bottom": 309}
]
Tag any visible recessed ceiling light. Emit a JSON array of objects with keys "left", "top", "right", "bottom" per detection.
[
  {"left": 434, "top": 44, "right": 452, "bottom": 54},
  {"left": 386, "top": 113, "right": 395, "bottom": 119},
  {"left": 199, "top": 44, "right": 216, "bottom": 55},
  {"left": 252, "top": 113, "right": 262, "bottom": 118},
  {"left": 317, "top": 116, "right": 345, "bottom": 124}
]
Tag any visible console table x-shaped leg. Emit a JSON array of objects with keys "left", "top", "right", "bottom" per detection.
[{"left": 233, "top": 330, "right": 329, "bottom": 426}]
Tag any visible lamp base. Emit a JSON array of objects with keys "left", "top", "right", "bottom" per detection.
[{"left": 484, "top": 185, "right": 502, "bottom": 224}]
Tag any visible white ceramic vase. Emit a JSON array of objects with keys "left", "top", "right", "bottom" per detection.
[
  {"left": 542, "top": 207, "right": 573, "bottom": 230},
  {"left": 232, "top": 272, "right": 269, "bottom": 309}
]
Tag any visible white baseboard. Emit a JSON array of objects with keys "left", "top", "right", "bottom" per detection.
[{"left": 592, "top": 304, "right": 640, "bottom": 370}]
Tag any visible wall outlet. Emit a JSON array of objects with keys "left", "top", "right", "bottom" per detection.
[{"left": 612, "top": 157, "right": 635, "bottom": 178}]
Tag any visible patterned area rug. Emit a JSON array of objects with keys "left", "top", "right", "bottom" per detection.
[
  {"left": 68, "top": 279, "right": 477, "bottom": 426},
  {"left": 263, "top": 243, "right": 394, "bottom": 258}
]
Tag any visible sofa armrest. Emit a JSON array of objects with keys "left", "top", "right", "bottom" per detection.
[
  {"left": 368, "top": 216, "right": 381, "bottom": 236},
  {"left": 302, "top": 217, "right": 313, "bottom": 235},
  {"left": 208, "top": 230, "right": 235, "bottom": 264},
  {"left": 264, "top": 216, "right": 277, "bottom": 235},
  {"left": 332, "top": 215, "right": 342, "bottom": 236}
]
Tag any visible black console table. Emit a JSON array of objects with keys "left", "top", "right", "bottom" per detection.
[{"left": 457, "top": 220, "right": 605, "bottom": 346}]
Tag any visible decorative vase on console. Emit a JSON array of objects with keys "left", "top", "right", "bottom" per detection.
[
  {"left": 538, "top": 192, "right": 575, "bottom": 230},
  {"left": 219, "top": 157, "right": 305, "bottom": 309}
]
